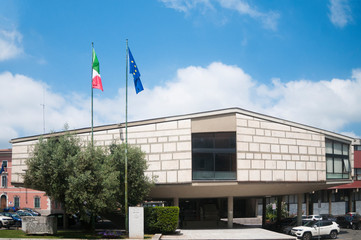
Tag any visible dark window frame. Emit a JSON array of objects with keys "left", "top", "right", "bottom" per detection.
[
  {"left": 326, "top": 139, "right": 350, "bottom": 180},
  {"left": 192, "top": 132, "right": 236, "bottom": 180}
]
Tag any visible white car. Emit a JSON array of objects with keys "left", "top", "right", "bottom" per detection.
[
  {"left": 304, "top": 215, "right": 322, "bottom": 221},
  {"left": 291, "top": 220, "right": 339, "bottom": 240},
  {"left": 0, "top": 215, "right": 14, "bottom": 228}
]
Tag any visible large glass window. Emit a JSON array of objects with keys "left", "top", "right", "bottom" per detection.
[
  {"left": 326, "top": 139, "right": 350, "bottom": 179},
  {"left": 192, "top": 132, "right": 236, "bottom": 180}
]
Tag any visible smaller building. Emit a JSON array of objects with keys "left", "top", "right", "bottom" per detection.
[{"left": 0, "top": 149, "right": 59, "bottom": 215}]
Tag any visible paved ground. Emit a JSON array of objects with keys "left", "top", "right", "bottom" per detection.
[
  {"left": 160, "top": 228, "right": 296, "bottom": 240},
  {"left": 337, "top": 228, "right": 361, "bottom": 240}
]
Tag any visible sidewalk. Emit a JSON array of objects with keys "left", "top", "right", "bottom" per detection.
[{"left": 159, "top": 228, "right": 296, "bottom": 240}]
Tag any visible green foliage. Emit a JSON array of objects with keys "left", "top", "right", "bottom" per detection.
[
  {"left": 144, "top": 207, "right": 179, "bottom": 234},
  {"left": 24, "top": 131, "right": 153, "bottom": 227},
  {"left": 107, "top": 143, "right": 153, "bottom": 211},
  {"left": 265, "top": 201, "right": 289, "bottom": 221},
  {"left": 65, "top": 145, "right": 119, "bottom": 222},
  {"left": 24, "top": 130, "right": 81, "bottom": 204}
]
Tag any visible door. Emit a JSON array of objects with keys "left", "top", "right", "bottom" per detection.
[{"left": 0, "top": 195, "right": 6, "bottom": 209}]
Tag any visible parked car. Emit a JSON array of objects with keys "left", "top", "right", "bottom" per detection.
[
  {"left": 351, "top": 213, "right": 361, "bottom": 230},
  {"left": 48, "top": 213, "right": 77, "bottom": 227},
  {"left": 0, "top": 212, "right": 21, "bottom": 227},
  {"left": 291, "top": 220, "right": 339, "bottom": 240},
  {"left": 320, "top": 214, "right": 336, "bottom": 221},
  {"left": 304, "top": 215, "right": 322, "bottom": 221},
  {"left": 282, "top": 220, "right": 311, "bottom": 235},
  {"left": 16, "top": 210, "right": 34, "bottom": 217},
  {"left": 21, "top": 208, "right": 41, "bottom": 216},
  {"left": 0, "top": 215, "right": 14, "bottom": 228},
  {"left": 336, "top": 215, "right": 352, "bottom": 228}
]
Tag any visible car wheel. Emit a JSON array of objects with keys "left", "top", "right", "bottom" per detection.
[
  {"left": 329, "top": 230, "right": 338, "bottom": 239},
  {"left": 358, "top": 224, "right": 361, "bottom": 230},
  {"left": 0, "top": 221, "right": 2, "bottom": 228},
  {"left": 352, "top": 223, "right": 357, "bottom": 230},
  {"left": 302, "top": 232, "right": 312, "bottom": 240}
]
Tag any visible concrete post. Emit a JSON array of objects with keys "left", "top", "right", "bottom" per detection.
[
  {"left": 348, "top": 190, "right": 353, "bottom": 212},
  {"left": 228, "top": 196, "right": 233, "bottom": 228},
  {"left": 173, "top": 197, "right": 179, "bottom": 207},
  {"left": 297, "top": 194, "right": 303, "bottom": 226},
  {"left": 328, "top": 190, "right": 332, "bottom": 214},
  {"left": 305, "top": 193, "right": 309, "bottom": 215},
  {"left": 262, "top": 197, "right": 266, "bottom": 227}
]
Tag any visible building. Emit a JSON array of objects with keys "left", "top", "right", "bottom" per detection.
[
  {"left": 0, "top": 148, "right": 61, "bottom": 215},
  {"left": 9, "top": 108, "right": 358, "bottom": 226}
]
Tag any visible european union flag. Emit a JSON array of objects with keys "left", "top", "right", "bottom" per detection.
[{"left": 128, "top": 48, "right": 144, "bottom": 94}]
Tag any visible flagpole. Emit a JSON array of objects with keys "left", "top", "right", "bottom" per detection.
[
  {"left": 125, "top": 39, "right": 129, "bottom": 234},
  {"left": 91, "top": 42, "right": 94, "bottom": 147}
]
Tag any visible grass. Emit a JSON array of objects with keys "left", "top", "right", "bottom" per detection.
[{"left": 0, "top": 229, "right": 153, "bottom": 239}]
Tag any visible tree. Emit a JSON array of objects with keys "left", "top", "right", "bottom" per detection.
[
  {"left": 65, "top": 145, "right": 119, "bottom": 224},
  {"left": 25, "top": 132, "right": 153, "bottom": 229},
  {"left": 24, "top": 130, "right": 81, "bottom": 228},
  {"left": 107, "top": 143, "right": 153, "bottom": 210}
]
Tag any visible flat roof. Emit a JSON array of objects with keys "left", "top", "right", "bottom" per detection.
[{"left": 10, "top": 107, "right": 356, "bottom": 144}]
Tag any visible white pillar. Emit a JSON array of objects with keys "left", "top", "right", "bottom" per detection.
[{"left": 228, "top": 196, "right": 233, "bottom": 228}]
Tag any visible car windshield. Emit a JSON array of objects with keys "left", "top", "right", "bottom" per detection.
[{"left": 304, "top": 221, "right": 316, "bottom": 227}]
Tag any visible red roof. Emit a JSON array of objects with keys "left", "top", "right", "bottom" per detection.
[{"left": 329, "top": 181, "right": 361, "bottom": 189}]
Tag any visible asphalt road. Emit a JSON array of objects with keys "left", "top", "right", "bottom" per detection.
[{"left": 337, "top": 228, "right": 361, "bottom": 240}]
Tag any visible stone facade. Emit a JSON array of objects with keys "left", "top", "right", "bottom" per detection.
[{"left": 10, "top": 108, "right": 355, "bottom": 201}]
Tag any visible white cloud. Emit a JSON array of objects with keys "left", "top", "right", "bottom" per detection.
[
  {"left": 328, "top": 0, "right": 352, "bottom": 28},
  {"left": 159, "top": 0, "right": 279, "bottom": 30},
  {"left": 0, "top": 29, "right": 23, "bottom": 61},
  {"left": 217, "top": 0, "right": 280, "bottom": 30},
  {"left": 2, "top": 63, "right": 361, "bottom": 147},
  {"left": 159, "top": 0, "right": 212, "bottom": 13}
]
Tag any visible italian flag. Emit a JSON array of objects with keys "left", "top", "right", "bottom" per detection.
[{"left": 92, "top": 48, "right": 103, "bottom": 91}]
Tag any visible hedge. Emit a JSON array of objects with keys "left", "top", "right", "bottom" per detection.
[{"left": 144, "top": 206, "right": 179, "bottom": 234}]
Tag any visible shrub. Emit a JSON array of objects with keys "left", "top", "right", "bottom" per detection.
[{"left": 144, "top": 207, "right": 179, "bottom": 234}]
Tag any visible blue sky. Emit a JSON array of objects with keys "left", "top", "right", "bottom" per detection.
[{"left": 1, "top": 0, "right": 361, "bottom": 148}]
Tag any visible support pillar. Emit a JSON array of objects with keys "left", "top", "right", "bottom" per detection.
[
  {"left": 328, "top": 190, "right": 332, "bottom": 214},
  {"left": 228, "top": 196, "right": 233, "bottom": 229},
  {"left": 297, "top": 194, "right": 303, "bottom": 226},
  {"left": 277, "top": 196, "right": 282, "bottom": 222},
  {"left": 262, "top": 197, "right": 266, "bottom": 228},
  {"left": 305, "top": 193, "right": 310, "bottom": 215},
  {"left": 173, "top": 197, "right": 179, "bottom": 207},
  {"left": 348, "top": 190, "right": 353, "bottom": 212}
]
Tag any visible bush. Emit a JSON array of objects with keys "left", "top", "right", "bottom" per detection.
[{"left": 144, "top": 207, "right": 179, "bottom": 234}]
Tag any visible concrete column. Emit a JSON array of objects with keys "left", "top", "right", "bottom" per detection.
[
  {"left": 348, "top": 190, "right": 353, "bottom": 212},
  {"left": 328, "top": 190, "right": 332, "bottom": 214},
  {"left": 173, "top": 197, "right": 179, "bottom": 207},
  {"left": 262, "top": 197, "right": 266, "bottom": 227},
  {"left": 228, "top": 196, "right": 233, "bottom": 228},
  {"left": 277, "top": 196, "right": 282, "bottom": 222},
  {"left": 305, "top": 193, "right": 309, "bottom": 215},
  {"left": 297, "top": 194, "right": 303, "bottom": 226}
]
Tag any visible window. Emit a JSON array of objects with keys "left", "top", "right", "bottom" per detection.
[
  {"left": 192, "top": 132, "right": 236, "bottom": 180},
  {"left": 1, "top": 175, "right": 7, "bottom": 188},
  {"left": 34, "top": 196, "right": 40, "bottom": 208},
  {"left": 1, "top": 160, "right": 7, "bottom": 168},
  {"left": 326, "top": 139, "right": 350, "bottom": 179},
  {"left": 355, "top": 145, "right": 361, "bottom": 151},
  {"left": 14, "top": 196, "right": 20, "bottom": 208},
  {"left": 356, "top": 168, "right": 361, "bottom": 181}
]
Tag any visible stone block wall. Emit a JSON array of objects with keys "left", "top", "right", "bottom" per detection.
[{"left": 236, "top": 114, "right": 325, "bottom": 182}]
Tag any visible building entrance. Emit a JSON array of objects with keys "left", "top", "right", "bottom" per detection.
[{"left": 1, "top": 195, "right": 6, "bottom": 209}]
